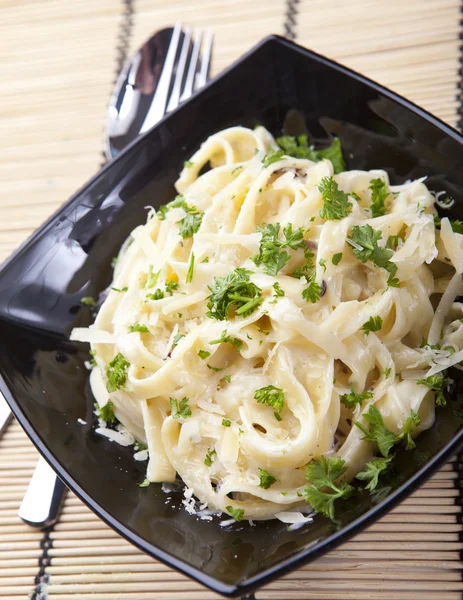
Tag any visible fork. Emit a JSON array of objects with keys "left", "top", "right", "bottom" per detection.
[{"left": 18, "top": 23, "right": 214, "bottom": 529}]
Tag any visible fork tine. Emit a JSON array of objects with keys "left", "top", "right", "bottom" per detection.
[
  {"left": 179, "top": 30, "right": 203, "bottom": 103},
  {"left": 140, "top": 22, "right": 182, "bottom": 134},
  {"left": 166, "top": 26, "right": 192, "bottom": 113},
  {"left": 195, "top": 29, "right": 213, "bottom": 90}
]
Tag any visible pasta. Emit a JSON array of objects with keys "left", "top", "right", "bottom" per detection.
[{"left": 71, "top": 125, "right": 463, "bottom": 522}]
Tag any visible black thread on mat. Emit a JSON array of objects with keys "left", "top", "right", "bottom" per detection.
[
  {"left": 30, "top": 528, "right": 53, "bottom": 600},
  {"left": 458, "top": 0, "right": 463, "bottom": 131},
  {"left": 100, "top": 0, "right": 135, "bottom": 167},
  {"left": 283, "top": 0, "right": 300, "bottom": 41}
]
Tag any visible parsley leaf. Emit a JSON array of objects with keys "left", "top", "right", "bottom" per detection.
[
  {"left": 184, "top": 160, "right": 193, "bottom": 168},
  {"left": 262, "top": 148, "right": 285, "bottom": 167},
  {"left": 434, "top": 216, "right": 463, "bottom": 234},
  {"left": 275, "top": 135, "right": 345, "bottom": 173},
  {"left": 146, "top": 289, "right": 164, "bottom": 300},
  {"left": 369, "top": 178, "right": 389, "bottom": 218},
  {"left": 145, "top": 265, "right": 160, "bottom": 289},
  {"left": 318, "top": 177, "right": 352, "bottom": 220},
  {"left": 251, "top": 223, "right": 305, "bottom": 275},
  {"left": 128, "top": 323, "right": 149, "bottom": 333},
  {"left": 105, "top": 353, "right": 130, "bottom": 393},
  {"left": 204, "top": 448, "right": 216, "bottom": 467},
  {"left": 165, "top": 280, "right": 179, "bottom": 295},
  {"left": 222, "top": 418, "right": 231, "bottom": 427},
  {"left": 340, "top": 386, "right": 373, "bottom": 409},
  {"left": 157, "top": 195, "right": 203, "bottom": 238},
  {"left": 111, "top": 286, "right": 128, "bottom": 292},
  {"left": 97, "top": 401, "right": 116, "bottom": 424},
  {"left": 254, "top": 385, "right": 285, "bottom": 418},
  {"left": 332, "top": 252, "right": 343, "bottom": 265},
  {"left": 207, "top": 364, "right": 223, "bottom": 372},
  {"left": 80, "top": 296, "right": 95, "bottom": 306},
  {"left": 304, "top": 456, "right": 354, "bottom": 520},
  {"left": 273, "top": 282, "right": 285, "bottom": 298},
  {"left": 138, "top": 479, "right": 150, "bottom": 488},
  {"left": 258, "top": 468, "right": 279, "bottom": 489},
  {"left": 396, "top": 410, "right": 420, "bottom": 450},
  {"left": 319, "top": 258, "right": 327, "bottom": 273},
  {"left": 356, "top": 456, "right": 393, "bottom": 491},
  {"left": 361, "top": 316, "right": 383, "bottom": 335},
  {"left": 198, "top": 350, "right": 210, "bottom": 360},
  {"left": 355, "top": 405, "right": 396, "bottom": 457},
  {"left": 210, "top": 330, "right": 243, "bottom": 350},
  {"left": 207, "top": 268, "right": 262, "bottom": 320},
  {"left": 302, "top": 271, "right": 322, "bottom": 303},
  {"left": 226, "top": 506, "right": 244, "bottom": 521},
  {"left": 348, "top": 224, "right": 398, "bottom": 287},
  {"left": 186, "top": 252, "right": 195, "bottom": 284},
  {"left": 222, "top": 375, "right": 231, "bottom": 384},
  {"left": 172, "top": 333, "right": 185, "bottom": 346},
  {"left": 416, "top": 375, "right": 447, "bottom": 406},
  {"left": 170, "top": 397, "right": 192, "bottom": 419}
]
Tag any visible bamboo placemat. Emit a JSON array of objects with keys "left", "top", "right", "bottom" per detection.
[{"left": 1, "top": 1, "right": 462, "bottom": 598}]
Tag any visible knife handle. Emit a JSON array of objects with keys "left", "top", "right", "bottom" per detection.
[{"left": 19, "top": 457, "right": 67, "bottom": 528}]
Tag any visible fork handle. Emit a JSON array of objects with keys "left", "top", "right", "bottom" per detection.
[{"left": 18, "top": 457, "right": 66, "bottom": 528}]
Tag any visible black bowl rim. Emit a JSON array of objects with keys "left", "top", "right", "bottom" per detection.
[{"left": 1, "top": 34, "right": 463, "bottom": 597}]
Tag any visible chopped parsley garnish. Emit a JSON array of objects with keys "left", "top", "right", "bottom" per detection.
[
  {"left": 222, "top": 418, "right": 231, "bottom": 427},
  {"left": 318, "top": 177, "right": 352, "bottom": 220},
  {"left": 347, "top": 224, "right": 399, "bottom": 287},
  {"left": 111, "top": 286, "right": 128, "bottom": 292},
  {"left": 207, "top": 268, "right": 262, "bottom": 320},
  {"left": 226, "top": 506, "right": 244, "bottom": 521},
  {"left": 396, "top": 410, "right": 420, "bottom": 450},
  {"left": 382, "top": 367, "right": 392, "bottom": 378},
  {"left": 356, "top": 456, "right": 392, "bottom": 491},
  {"left": 254, "top": 385, "right": 285, "bottom": 419},
  {"left": 302, "top": 271, "right": 322, "bottom": 303},
  {"left": 138, "top": 479, "right": 150, "bottom": 488},
  {"left": 332, "top": 252, "right": 343, "bottom": 265},
  {"left": 355, "top": 405, "right": 396, "bottom": 457},
  {"left": 145, "top": 265, "right": 160, "bottom": 289},
  {"left": 369, "top": 178, "right": 389, "bottom": 218},
  {"left": 201, "top": 256, "right": 210, "bottom": 263},
  {"left": 251, "top": 223, "right": 305, "bottom": 275},
  {"left": 89, "top": 349, "right": 97, "bottom": 367},
  {"left": 186, "top": 252, "right": 195, "bottom": 284},
  {"left": 146, "top": 289, "right": 164, "bottom": 300},
  {"left": 319, "top": 258, "right": 327, "bottom": 273},
  {"left": 222, "top": 375, "right": 231, "bottom": 384},
  {"left": 97, "top": 401, "right": 116, "bottom": 424},
  {"left": 210, "top": 330, "right": 243, "bottom": 350},
  {"left": 231, "top": 165, "right": 243, "bottom": 175},
  {"left": 416, "top": 375, "right": 447, "bottom": 406},
  {"left": 272, "top": 282, "right": 285, "bottom": 298},
  {"left": 170, "top": 397, "right": 191, "bottom": 419},
  {"left": 198, "top": 350, "right": 210, "bottom": 360},
  {"left": 304, "top": 456, "right": 354, "bottom": 520},
  {"left": 204, "top": 448, "right": 216, "bottom": 467},
  {"left": 361, "top": 316, "right": 383, "bottom": 335},
  {"left": 128, "top": 323, "right": 149, "bottom": 333},
  {"left": 434, "top": 216, "right": 463, "bottom": 234},
  {"left": 386, "top": 235, "right": 399, "bottom": 250},
  {"left": 105, "top": 353, "right": 130, "bottom": 393},
  {"left": 340, "top": 386, "right": 373, "bottom": 409},
  {"left": 262, "top": 148, "right": 285, "bottom": 168},
  {"left": 275, "top": 135, "right": 345, "bottom": 173},
  {"left": 165, "top": 280, "right": 179, "bottom": 295},
  {"left": 258, "top": 468, "right": 279, "bottom": 489},
  {"left": 80, "top": 296, "right": 95, "bottom": 306},
  {"left": 157, "top": 195, "right": 203, "bottom": 238},
  {"left": 207, "top": 364, "right": 223, "bottom": 372},
  {"left": 172, "top": 333, "right": 185, "bottom": 346},
  {"left": 184, "top": 160, "right": 193, "bottom": 168}
]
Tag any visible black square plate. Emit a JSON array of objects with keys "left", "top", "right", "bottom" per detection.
[{"left": 1, "top": 36, "right": 463, "bottom": 598}]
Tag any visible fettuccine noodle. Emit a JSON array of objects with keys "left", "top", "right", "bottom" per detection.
[{"left": 71, "top": 125, "right": 463, "bottom": 521}]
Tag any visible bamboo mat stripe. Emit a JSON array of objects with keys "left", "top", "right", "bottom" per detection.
[{"left": 1, "top": 0, "right": 463, "bottom": 598}]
